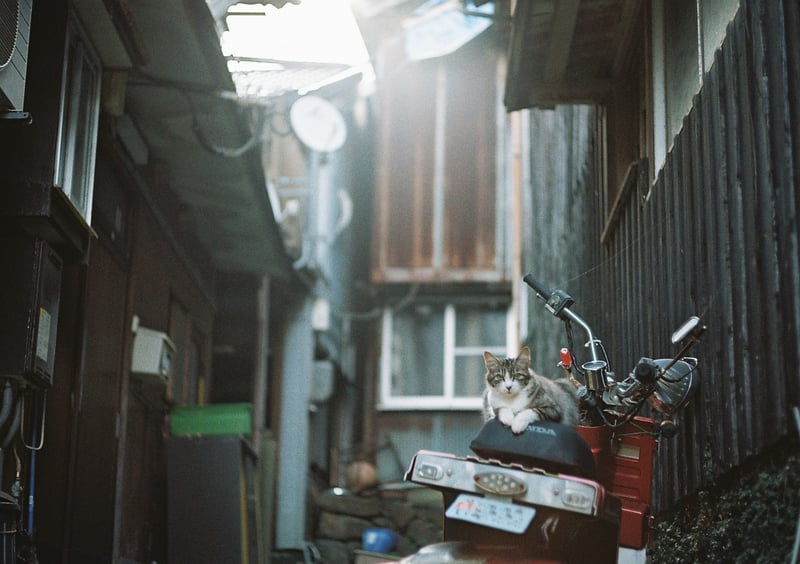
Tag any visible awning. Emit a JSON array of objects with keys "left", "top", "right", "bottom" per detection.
[
  {"left": 504, "top": 0, "right": 642, "bottom": 111},
  {"left": 100, "top": 0, "right": 295, "bottom": 276}
]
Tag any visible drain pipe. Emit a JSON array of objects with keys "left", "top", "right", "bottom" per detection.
[
  {"left": 0, "top": 380, "right": 16, "bottom": 485},
  {"left": 2, "top": 400, "right": 21, "bottom": 506},
  {"left": 0, "top": 382, "right": 14, "bottom": 430},
  {"left": 292, "top": 151, "right": 321, "bottom": 272},
  {"left": 1, "top": 400, "right": 21, "bottom": 451}
]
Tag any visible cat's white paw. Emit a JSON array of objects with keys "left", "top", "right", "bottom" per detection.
[
  {"left": 498, "top": 408, "right": 515, "bottom": 427},
  {"left": 510, "top": 419, "right": 529, "bottom": 434},
  {"left": 511, "top": 411, "right": 533, "bottom": 435},
  {"left": 511, "top": 410, "right": 538, "bottom": 434}
]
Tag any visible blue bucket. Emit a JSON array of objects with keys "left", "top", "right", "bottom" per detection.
[{"left": 362, "top": 527, "right": 396, "bottom": 553}]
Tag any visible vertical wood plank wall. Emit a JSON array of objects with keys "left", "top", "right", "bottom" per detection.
[
  {"left": 575, "top": 0, "right": 800, "bottom": 512},
  {"left": 526, "top": 0, "right": 799, "bottom": 514}
]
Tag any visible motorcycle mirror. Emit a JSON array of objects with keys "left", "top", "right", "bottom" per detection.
[{"left": 671, "top": 316, "right": 703, "bottom": 344}]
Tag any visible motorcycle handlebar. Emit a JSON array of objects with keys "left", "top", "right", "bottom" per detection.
[
  {"left": 522, "top": 273, "right": 703, "bottom": 420},
  {"left": 523, "top": 273, "right": 605, "bottom": 370},
  {"left": 522, "top": 273, "right": 552, "bottom": 301}
]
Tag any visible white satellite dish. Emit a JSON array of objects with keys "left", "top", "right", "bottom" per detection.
[{"left": 289, "top": 95, "right": 348, "bottom": 153}]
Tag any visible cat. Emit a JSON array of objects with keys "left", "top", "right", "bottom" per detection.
[{"left": 482, "top": 346, "right": 579, "bottom": 434}]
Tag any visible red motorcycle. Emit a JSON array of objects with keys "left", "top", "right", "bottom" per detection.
[{"left": 400, "top": 274, "right": 705, "bottom": 563}]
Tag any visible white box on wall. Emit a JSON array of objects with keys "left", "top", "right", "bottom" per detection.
[{"left": 132, "top": 325, "right": 176, "bottom": 385}]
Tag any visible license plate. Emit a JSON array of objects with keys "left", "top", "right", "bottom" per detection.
[{"left": 445, "top": 493, "right": 535, "bottom": 534}]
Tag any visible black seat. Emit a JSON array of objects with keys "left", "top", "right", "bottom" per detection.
[{"left": 469, "top": 418, "right": 596, "bottom": 479}]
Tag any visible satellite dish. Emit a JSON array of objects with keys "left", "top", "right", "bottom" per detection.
[{"left": 289, "top": 95, "right": 348, "bottom": 153}]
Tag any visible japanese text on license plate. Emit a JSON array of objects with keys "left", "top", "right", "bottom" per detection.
[{"left": 445, "top": 493, "right": 535, "bottom": 534}]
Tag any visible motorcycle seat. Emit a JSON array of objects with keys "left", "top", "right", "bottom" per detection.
[{"left": 469, "top": 418, "right": 596, "bottom": 479}]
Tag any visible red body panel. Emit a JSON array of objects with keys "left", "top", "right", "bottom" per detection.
[{"left": 578, "top": 417, "right": 657, "bottom": 549}]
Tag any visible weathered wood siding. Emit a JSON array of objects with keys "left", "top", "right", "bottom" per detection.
[
  {"left": 527, "top": 0, "right": 800, "bottom": 513},
  {"left": 523, "top": 105, "right": 596, "bottom": 373},
  {"left": 371, "top": 33, "right": 507, "bottom": 283}
]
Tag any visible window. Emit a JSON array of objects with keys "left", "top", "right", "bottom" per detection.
[
  {"left": 93, "top": 157, "right": 130, "bottom": 251},
  {"left": 168, "top": 300, "right": 187, "bottom": 404},
  {"left": 602, "top": 0, "right": 740, "bottom": 231},
  {"left": 187, "top": 334, "right": 205, "bottom": 406},
  {"left": 53, "top": 14, "right": 101, "bottom": 223},
  {"left": 168, "top": 299, "right": 206, "bottom": 406},
  {"left": 651, "top": 0, "right": 740, "bottom": 172},
  {"left": 371, "top": 33, "right": 506, "bottom": 283},
  {"left": 379, "top": 298, "right": 513, "bottom": 409}
]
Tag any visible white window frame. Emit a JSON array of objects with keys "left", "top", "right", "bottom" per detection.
[
  {"left": 53, "top": 12, "right": 101, "bottom": 224},
  {"left": 651, "top": 0, "right": 740, "bottom": 176},
  {"left": 378, "top": 300, "right": 515, "bottom": 410}
]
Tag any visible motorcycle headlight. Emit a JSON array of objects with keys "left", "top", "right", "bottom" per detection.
[{"left": 648, "top": 358, "right": 699, "bottom": 414}]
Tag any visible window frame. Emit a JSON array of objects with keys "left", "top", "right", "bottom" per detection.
[
  {"left": 53, "top": 12, "right": 102, "bottom": 224},
  {"left": 378, "top": 298, "right": 514, "bottom": 410},
  {"left": 371, "top": 34, "right": 508, "bottom": 284},
  {"left": 168, "top": 298, "right": 207, "bottom": 406},
  {"left": 650, "top": 0, "right": 739, "bottom": 175}
]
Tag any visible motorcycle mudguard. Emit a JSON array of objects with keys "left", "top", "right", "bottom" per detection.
[{"left": 469, "top": 418, "right": 596, "bottom": 479}]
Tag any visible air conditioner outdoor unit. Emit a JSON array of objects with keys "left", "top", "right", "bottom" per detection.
[{"left": 0, "top": 0, "right": 33, "bottom": 111}]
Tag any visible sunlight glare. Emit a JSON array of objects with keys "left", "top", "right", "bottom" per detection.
[{"left": 222, "top": 0, "right": 371, "bottom": 66}]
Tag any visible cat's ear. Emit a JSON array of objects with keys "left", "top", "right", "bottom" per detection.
[
  {"left": 483, "top": 351, "right": 500, "bottom": 370},
  {"left": 517, "top": 346, "right": 531, "bottom": 366}
]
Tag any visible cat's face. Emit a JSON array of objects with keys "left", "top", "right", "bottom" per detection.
[{"left": 483, "top": 347, "right": 533, "bottom": 397}]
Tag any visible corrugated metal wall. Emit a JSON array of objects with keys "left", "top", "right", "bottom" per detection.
[{"left": 578, "top": 0, "right": 800, "bottom": 512}]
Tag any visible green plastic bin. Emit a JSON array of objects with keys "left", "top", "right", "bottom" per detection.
[{"left": 169, "top": 403, "right": 252, "bottom": 437}]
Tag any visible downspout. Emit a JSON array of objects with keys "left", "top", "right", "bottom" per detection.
[
  {"left": 274, "top": 298, "right": 314, "bottom": 551},
  {"left": 275, "top": 148, "right": 323, "bottom": 553},
  {"left": 292, "top": 151, "right": 321, "bottom": 272},
  {"left": 252, "top": 275, "right": 270, "bottom": 445},
  {"left": 112, "top": 209, "right": 139, "bottom": 561},
  {"left": 62, "top": 260, "right": 91, "bottom": 561},
  {"left": 251, "top": 273, "right": 271, "bottom": 561}
]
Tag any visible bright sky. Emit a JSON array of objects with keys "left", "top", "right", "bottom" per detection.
[
  {"left": 221, "top": 0, "right": 371, "bottom": 67},
  {"left": 220, "top": 0, "right": 492, "bottom": 98}
]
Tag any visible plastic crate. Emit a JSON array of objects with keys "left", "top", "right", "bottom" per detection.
[{"left": 169, "top": 403, "right": 252, "bottom": 437}]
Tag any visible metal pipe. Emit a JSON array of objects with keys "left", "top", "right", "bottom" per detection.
[
  {"left": 563, "top": 308, "right": 603, "bottom": 363},
  {"left": 1, "top": 401, "right": 20, "bottom": 450},
  {"left": 0, "top": 398, "right": 22, "bottom": 501},
  {"left": 0, "top": 381, "right": 14, "bottom": 429}
]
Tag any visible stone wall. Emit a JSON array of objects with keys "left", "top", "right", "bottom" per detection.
[{"left": 310, "top": 487, "right": 444, "bottom": 563}]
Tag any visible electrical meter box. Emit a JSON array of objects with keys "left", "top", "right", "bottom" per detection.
[
  {"left": 0, "top": 235, "right": 62, "bottom": 387},
  {"left": 131, "top": 326, "right": 175, "bottom": 385}
]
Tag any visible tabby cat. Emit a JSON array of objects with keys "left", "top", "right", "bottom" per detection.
[{"left": 482, "top": 346, "right": 579, "bottom": 433}]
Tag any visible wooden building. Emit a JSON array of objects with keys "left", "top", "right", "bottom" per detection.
[
  {"left": 0, "top": 1, "right": 304, "bottom": 561},
  {"left": 508, "top": 0, "right": 800, "bottom": 513},
  {"left": 358, "top": 0, "right": 799, "bottom": 526}
]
